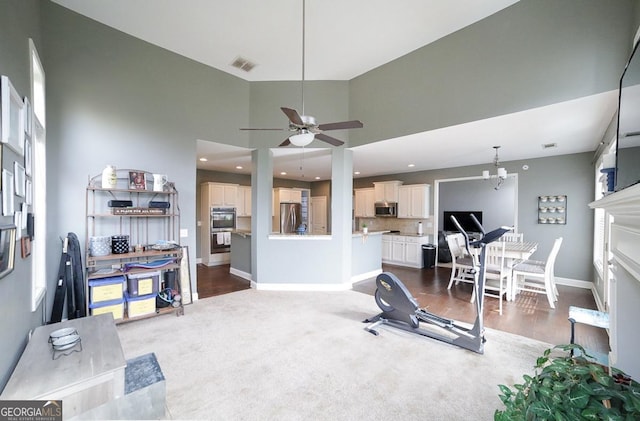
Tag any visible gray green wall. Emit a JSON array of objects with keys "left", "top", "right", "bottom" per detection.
[
  {"left": 349, "top": 0, "right": 635, "bottom": 146},
  {"left": 0, "top": 0, "right": 43, "bottom": 392}
]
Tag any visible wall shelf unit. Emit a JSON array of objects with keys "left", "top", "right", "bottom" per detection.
[
  {"left": 537, "top": 195, "right": 566, "bottom": 225},
  {"left": 85, "top": 169, "right": 185, "bottom": 323}
]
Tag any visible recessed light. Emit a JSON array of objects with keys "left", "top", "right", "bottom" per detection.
[
  {"left": 315, "top": 176, "right": 321, "bottom": 180},
  {"left": 280, "top": 172, "right": 287, "bottom": 175},
  {"left": 235, "top": 166, "right": 243, "bottom": 170},
  {"left": 354, "top": 171, "right": 360, "bottom": 175},
  {"left": 408, "top": 164, "right": 415, "bottom": 168},
  {"left": 199, "top": 157, "right": 208, "bottom": 162}
]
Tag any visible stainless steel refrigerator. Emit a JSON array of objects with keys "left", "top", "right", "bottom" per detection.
[{"left": 280, "top": 202, "right": 302, "bottom": 234}]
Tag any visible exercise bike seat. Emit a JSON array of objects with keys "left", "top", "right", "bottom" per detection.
[{"left": 374, "top": 272, "right": 421, "bottom": 328}]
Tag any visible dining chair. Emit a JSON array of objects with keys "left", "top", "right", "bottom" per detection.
[
  {"left": 512, "top": 237, "right": 563, "bottom": 308},
  {"left": 471, "top": 240, "right": 509, "bottom": 315},
  {"left": 445, "top": 233, "right": 475, "bottom": 293},
  {"left": 501, "top": 232, "right": 524, "bottom": 242}
]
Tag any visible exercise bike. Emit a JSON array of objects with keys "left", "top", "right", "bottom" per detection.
[{"left": 363, "top": 215, "right": 511, "bottom": 354}]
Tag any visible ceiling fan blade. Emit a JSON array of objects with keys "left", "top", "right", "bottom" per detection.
[
  {"left": 315, "top": 133, "right": 344, "bottom": 146},
  {"left": 281, "top": 107, "right": 305, "bottom": 126},
  {"left": 279, "top": 138, "right": 291, "bottom": 147},
  {"left": 317, "top": 120, "right": 363, "bottom": 131},
  {"left": 239, "top": 128, "right": 286, "bottom": 131}
]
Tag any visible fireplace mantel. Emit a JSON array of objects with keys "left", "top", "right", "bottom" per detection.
[{"left": 589, "top": 182, "right": 640, "bottom": 380}]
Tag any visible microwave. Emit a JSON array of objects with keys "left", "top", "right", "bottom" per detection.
[{"left": 374, "top": 202, "right": 397, "bottom": 217}]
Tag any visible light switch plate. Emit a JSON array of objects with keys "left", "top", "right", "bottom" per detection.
[{"left": 180, "top": 228, "right": 188, "bottom": 238}]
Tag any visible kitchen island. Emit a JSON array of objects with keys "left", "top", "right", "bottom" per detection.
[{"left": 229, "top": 230, "right": 386, "bottom": 286}]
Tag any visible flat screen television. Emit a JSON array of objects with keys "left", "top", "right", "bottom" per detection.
[
  {"left": 443, "top": 211, "right": 483, "bottom": 233},
  {"left": 616, "top": 40, "right": 640, "bottom": 191}
]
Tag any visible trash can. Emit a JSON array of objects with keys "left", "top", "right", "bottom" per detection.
[{"left": 422, "top": 244, "right": 436, "bottom": 269}]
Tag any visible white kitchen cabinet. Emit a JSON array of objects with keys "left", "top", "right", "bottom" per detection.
[
  {"left": 374, "top": 180, "right": 402, "bottom": 203},
  {"left": 382, "top": 234, "right": 430, "bottom": 268},
  {"left": 354, "top": 188, "right": 375, "bottom": 217},
  {"left": 391, "top": 235, "right": 405, "bottom": 262},
  {"left": 236, "top": 186, "right": 251, "bottom": 217},
  {"left": 397, "top": 184, "right": 430, "bottom": 218},
  {"left": 205, "top": 182, "right": 238, "bottom": 207},
  {"left": 273, "top": 188, "right": 302, "bottom": 215},
  {"left": 382, "top": 236, "right": 392, "bottom": 261}
]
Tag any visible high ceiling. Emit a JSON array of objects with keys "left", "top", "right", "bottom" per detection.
[{"left": 52, "top": 0, "right": 618, "bottom": 181}]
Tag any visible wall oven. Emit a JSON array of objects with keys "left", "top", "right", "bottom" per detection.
[{"left": 210, "top": 207, "right": 235, "bottom": 254}]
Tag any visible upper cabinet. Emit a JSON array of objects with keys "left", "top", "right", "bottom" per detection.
[
  {"left": 273, "top": 188, "right": 303, "bottom": 216},
  {"left": 205, "top": 182, "right": 238, "bottom": 207},
  {"left": 397, "top": 184, "right": 430, "bottom": 219},
  {"left": 354, "top": 188, "right": 375, "bottom": 217},
  {"left": 374, "top": 181, "right": 403, "bottom": 203},
  {"left": 236, "top": 186, "right": 252, "bottom": 217}
]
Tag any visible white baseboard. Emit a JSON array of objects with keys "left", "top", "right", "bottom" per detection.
[
  {"left": 350, "top": 269, "right": 382, "bottom": 284},
  {"left": 555, "top": 277, "right": 592, "bottom": 289},
  {"left": 195, "top": 257, "right": 202, "bottom": 264},
  {"left": 230, "top": 267, "right": 252, "bottom": 282},
  {"left": 191, "top": 292, "right": 199, "bottom": 302},
  {"left": 254, "top": 282, "right": 352, "bottom": 292}
]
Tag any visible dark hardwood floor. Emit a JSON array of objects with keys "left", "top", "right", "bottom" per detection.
[{"left": 196, "top": 263, "right": 609, "bottom": 354}]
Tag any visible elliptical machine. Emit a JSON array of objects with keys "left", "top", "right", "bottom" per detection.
[{"left": 363, "top": 215, "right": 511, "bottom": 354}]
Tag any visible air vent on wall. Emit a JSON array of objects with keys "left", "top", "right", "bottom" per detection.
[
  {"left": 542, "top": 143, "right": 558, "bottom": 149},
  {"left": 231, "top": 56, "right": 257, "bottom": 72}
]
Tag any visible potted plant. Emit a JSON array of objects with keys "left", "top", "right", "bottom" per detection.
[
  {"left": 362, "top": 223, "right": 368, "bottom": 234},
  {"left": 495, "top": 344, "right": 640, "bottom": 420}
]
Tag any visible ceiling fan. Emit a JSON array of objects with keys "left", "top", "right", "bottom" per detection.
[{"left": 240, "top": 0, "right": 363, "bottom": 147}]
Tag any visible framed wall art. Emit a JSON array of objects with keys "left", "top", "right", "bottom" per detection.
[
  {"left": 14, "top": 162, "right": 25, "bottom": 197},
  {"left": 24, "top": 138, "right": 32, "bottom": 177},
  {"left": 23, "top": 96, "right": 32, "bottom": 137},
  {"left": 1, "top": 75, "right": 25, "bottom": 156},
  {"left": 2, "top": 169, "right": 14, "bottom": 216},
  {"left": 0, "top": 225, "right": 17, "bottom": 279}
]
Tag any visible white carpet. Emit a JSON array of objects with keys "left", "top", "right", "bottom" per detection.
[{"left": 117, "top": 289, "right": 551, "bottom": 420}]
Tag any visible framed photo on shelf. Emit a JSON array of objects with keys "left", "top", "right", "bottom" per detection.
[
  {"left": 128, "top": 171, "right": 146, "bottom": 190},
  {"left": 1, "top": 75, "right": 25, "bottom": 156},
  {"left": 0, "top": 225, "right": 16, "bottom": 279}
]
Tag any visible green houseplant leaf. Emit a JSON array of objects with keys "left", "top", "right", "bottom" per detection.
[{"left": 495, "top": 345, "right": 640, "bottom": 420}]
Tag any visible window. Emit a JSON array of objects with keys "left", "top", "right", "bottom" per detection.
[
  {"left": 29, "top": 39, "right": 46, "bottom": 312},
  {"left": 593, "top": 141, "right": 615, "bottom": 278}
]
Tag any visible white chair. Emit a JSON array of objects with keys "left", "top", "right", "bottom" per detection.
[
  {"left": 471, "top": 240, "right": 509, "bottom": 315},
  {"left": 512, "top": 237, "right": 563, "bottom": 308},
  {"left": 501, "top": 232, "right": 524, "bottom": 242},
  {"left": 446, "top": 233, "right": 475, "bottom": 292}
]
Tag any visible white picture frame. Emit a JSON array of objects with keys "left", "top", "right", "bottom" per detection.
[
  {"left": 21, "top": 203, "right": 28, "bottom": 230},
  {"left": 23, "top": 96, "right": 32, "bottom": 137},
  {"left": 1, "top": 75, "right": 25, "bottom": 156},
  {"left": 14, "top": 211, "right": 21, "bottom": 240},
  {"left": 24, "top": 139, "right": 32, "bottom": 177},
  {"left": 25, "top": 179, "right": 32, "bottom": 205},
  {"left": 14, "top": 162, "right": 25, "bottom": 197},
  {"left": 2, "top": 169, "right": 14, "bottom": 216}
]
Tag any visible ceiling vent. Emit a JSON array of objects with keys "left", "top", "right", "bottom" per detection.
[
  {"left": 231, "top": 56, "right": 257, "bottom": 72},
  {"left": 542, "top": 142, "right": 558, "bottom": 149}
]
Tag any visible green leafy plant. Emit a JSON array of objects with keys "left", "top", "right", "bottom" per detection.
[{"left": 495, "top": 344, "right": 640, "bottom": 420}]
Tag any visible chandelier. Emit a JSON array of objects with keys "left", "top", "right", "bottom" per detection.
[{"left": 482, "top": 146, "right": 507, "bottom": 190}]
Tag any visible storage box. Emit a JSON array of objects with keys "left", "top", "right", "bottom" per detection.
[
  {"left": 89, "top": 298, "right": 124, "bottom": 320},
  {"left": 125, "top": 293, "right": 157, "bottom": 318},
  {"left": 89, "top": 276, "right": 125, "bottom": 303},
  {"left": 127, "top": 271, "right": 160, "bottom": 297}
]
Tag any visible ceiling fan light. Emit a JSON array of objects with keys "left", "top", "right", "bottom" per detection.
[{"left": 290, "top": 131, "right": 314, "bottom": 147}]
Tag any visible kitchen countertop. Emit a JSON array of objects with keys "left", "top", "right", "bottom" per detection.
[
  {"left": 382, "top": 231, "right": 429, "bottom": 237},
  {"left": 233, "top": 230, "right": 387, "bottom": 238}
]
